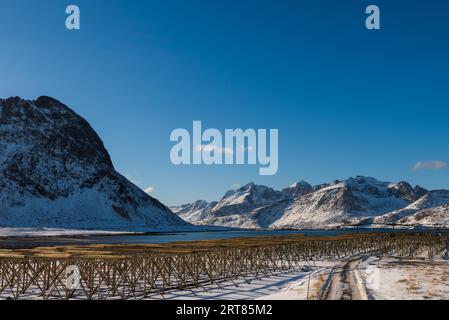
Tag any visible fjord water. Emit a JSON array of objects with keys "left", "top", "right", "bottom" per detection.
[
  {"left": 91, "top": 230, "right": 329, "bottom": 244},
  {"left": 90, "top": 228, "right": 431, "bottom": 245}
]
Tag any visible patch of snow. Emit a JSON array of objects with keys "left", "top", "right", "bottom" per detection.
[{"left": 359, "top": 256, "right": 449, "bottom": 300}]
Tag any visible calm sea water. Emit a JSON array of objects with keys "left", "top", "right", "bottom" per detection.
[
  {"left": 91, "top": 229, "right": 336, "bottom": 244},
  {"left": 89, "top": 228, "right": 438, "bottom": 245}
]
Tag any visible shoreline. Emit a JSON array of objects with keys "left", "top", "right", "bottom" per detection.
[
  {"left": 0, "top": 229, "right": 448, "bottom": 250},
  {"left": 0, "top": 227, "right": 448, "bottom": 250}
]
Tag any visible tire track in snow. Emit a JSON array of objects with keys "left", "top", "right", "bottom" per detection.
[{"left": 320, "top": 256, "right": 369, "bottom": 300}]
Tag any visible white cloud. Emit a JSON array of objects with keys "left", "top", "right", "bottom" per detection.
[
  {"left": 195, "top": 144, "right": 234, "bottom": 155},
  {"left": 144, "top": 186, "right": 155, "bottom": 194},
  {"left": 413, "top": 161, "right": 448, "bottom": 172},
  {"left": 231, "top": 183, "right": 241, "bottom": 189}
]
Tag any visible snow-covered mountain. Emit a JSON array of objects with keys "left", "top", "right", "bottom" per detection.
[
  {"left": 171, "top": 176, "right": 449, "bottom": 229},
  {"left": 372, "top": 190, "right": 449, "bottom": 228},
  {"left": 0, "top": 96, "right": 191, "bottom": 231}
]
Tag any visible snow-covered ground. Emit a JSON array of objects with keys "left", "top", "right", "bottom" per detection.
[
  {"left": 256, "top": 264, "right": 332, "bottom": 300},
  {"left": 145, "top": 262, "right": 333, "bottom": 300},
  {"left": 158, "top": 256, "right": 449, "bottom": 300},
  {"left": 359, "top": 256, "right": 449, "bottom": 300},
  {"left": 1, "top": 255, "right": 447, "bottom": 300},
  {"left": 0, "top": 261, "right": 334, "bottom": 300}
]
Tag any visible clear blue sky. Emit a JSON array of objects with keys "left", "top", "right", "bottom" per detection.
[{"left": 1, "top": 0, "right": 449, "bottom": 205}]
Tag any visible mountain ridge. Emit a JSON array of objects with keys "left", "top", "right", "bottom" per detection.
[
  {"left": 171, "top": 176, "right": 449, "bottom": 229},
  {"left": 0, "top": 96, "right": 192, "bottom": 231}
]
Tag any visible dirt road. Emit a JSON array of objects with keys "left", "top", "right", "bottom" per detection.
[{"left": 319, "top": 256, "right": 368, "bottom": 300}]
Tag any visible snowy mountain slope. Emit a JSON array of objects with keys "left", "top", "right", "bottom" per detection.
[
  {"left": 398, "top": 206, "right": 449, "bottom": 227},
  {"left": 171, "top": 200, "right": 218, "bottom": 224},
  {"left": 275, "top": 177, "right": 422, "bottom": 229},
  {"left": 171, "top": 183, "right": 286, "bottom": 228},
  {"left": 173, "top": 176, "right": 448, "bottom": 229},
  {"left": 372, "top": 190, "right": 449, "bottom": 227},
  {"left": 0, "top": 96, "right": 191, "bottom": 231}
]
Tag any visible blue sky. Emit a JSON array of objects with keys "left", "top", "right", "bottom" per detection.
[{"left": 1, "top": 0, "right": 449, "bottom": 205}]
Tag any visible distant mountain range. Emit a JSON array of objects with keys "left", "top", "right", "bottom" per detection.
[
  {"left": 0, "top": 96, "right": 191, "bottom": 231},
  {"left": 171, "top": 177, "right": 449, "bottom": 229},
  {"left": 1, "top": 96, "right": 448, "bottom": 232}
]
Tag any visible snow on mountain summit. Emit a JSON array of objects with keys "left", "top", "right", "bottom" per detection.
[
  {"left": 273, "top": 176, "right": 424, "bottom": 229},
  {"left": 174, "top": 176, "right": 447, "bottom": 229},
  {"left": 0, "top": 96, "right": 191, "bottom": 231}
]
